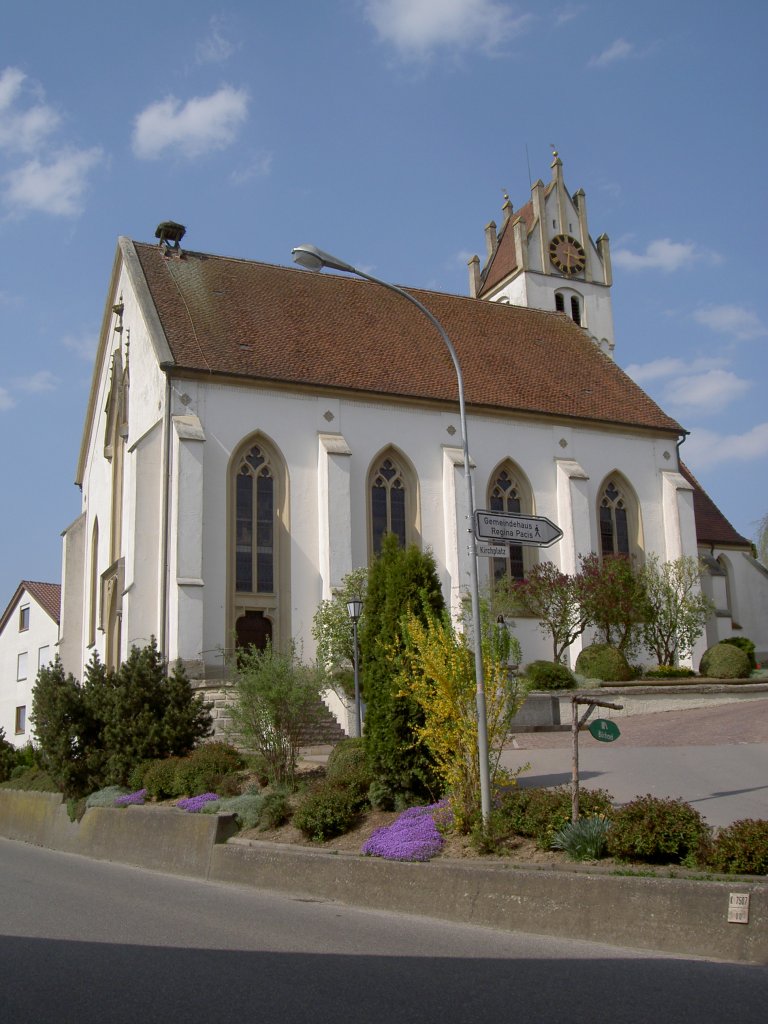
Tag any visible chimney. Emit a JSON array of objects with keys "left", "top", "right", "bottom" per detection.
[
  {"left": 468, "top": 255, "right": 481, "bottom": 298},
  {"left": 484, "top": 220, "right": 498, "bottom": 259}
]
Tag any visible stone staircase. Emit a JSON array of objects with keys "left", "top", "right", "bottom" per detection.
[{"left": 297, "top": 700, "right": 348, "bottom": 747}]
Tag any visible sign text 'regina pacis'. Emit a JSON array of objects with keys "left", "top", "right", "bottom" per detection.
[{"left": 474, "top": 510, "right": 563, "bottom": 548}]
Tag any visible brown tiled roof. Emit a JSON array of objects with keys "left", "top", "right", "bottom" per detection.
[
  {"left": 0, "top": 581, "right": 60, "bottom": 635},
  {"left": 680, "top": 464, "right": 751, "bottom": 547},
  {"left": 478, "top": 200, "right": 534, "bottom": 296},
  {"left": 133, "top": 242, "right": 682, "bottom": 436}
]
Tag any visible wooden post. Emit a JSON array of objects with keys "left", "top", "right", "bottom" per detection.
[{"left": 570, "top": 696, "right": 624, "bottom": 825}]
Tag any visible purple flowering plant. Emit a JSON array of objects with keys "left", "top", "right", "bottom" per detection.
[
  {"left": 114, "top": 789, "right": 147, "bottom": 807},
  {"left": 177, "top": 793, "right": 219, "bottom": 813},
  {"left": 362, "top": 801, "right": 452, "bottom": 862}
]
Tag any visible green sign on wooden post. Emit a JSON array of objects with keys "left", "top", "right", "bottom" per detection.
[{"left": 588, "top": 718, "right": 621, "bottom": 742}]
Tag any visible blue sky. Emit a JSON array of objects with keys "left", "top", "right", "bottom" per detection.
[{"left": 1, "top": 0, "right": 765, "bottom": 604}]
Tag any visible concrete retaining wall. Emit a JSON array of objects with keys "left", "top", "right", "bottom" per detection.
[{"left": 1, "top": 789, "right": 766, "bottom": 964}]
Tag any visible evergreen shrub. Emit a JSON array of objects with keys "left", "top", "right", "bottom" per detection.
[
  {"left": 292, "top": 782, "right": 359, "bottom": 841},
  {"left": 498, "top": 785, "right": 614, "bottom": 849},
  {"left": 699, "top": 643, "right": 750, "bottom": 680},
  {"left": 143, "top": 757, "right": 183, "bottom": 799},
  {"left": 707, "top": 819, "right": 768, "bottom": 875},
  {"left": 719, "top": 636, "right": 757, "bottom": 671},
  {"left": 643, "top": 666, "right": 696, "bottom": 679},
  {"left": 575, "top": 643, "right": 633, "bottom": 682},
  {"left": 85, "top": 786, "right": 128, "bottom": 808},
  {"left": 606, "top": 794, "right": 710, "bottom": 864},
  {"left": 524, "top": 661, "right": 576, "bottom": 691},
  {"left": 173, "top": 742, "right": 244, "bottom": 796},
  {"left": 551, "top": 815, "right": 612, "bottom": 861}
]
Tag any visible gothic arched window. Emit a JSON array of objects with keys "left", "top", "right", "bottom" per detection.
[
  {"left": 368, "top": 449, "right": 417, "bottom": 557},
  {"left": 598, "top": 475, "right": 641, "bottom": 559},
  {"left": 488, "top": 462, "right": 534, "bottom": 582}
]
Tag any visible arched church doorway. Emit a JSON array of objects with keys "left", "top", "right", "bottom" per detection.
[{"left": 235, "top": 609, "right": 273, "bottom": 651}]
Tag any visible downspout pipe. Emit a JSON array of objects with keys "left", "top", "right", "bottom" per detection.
[{"left": 159, "top": 361, "right": 174, "bottom": 659}]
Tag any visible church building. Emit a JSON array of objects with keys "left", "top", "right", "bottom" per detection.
[{"left": 57, "top": 156, "right": 767, "bottom": 728}]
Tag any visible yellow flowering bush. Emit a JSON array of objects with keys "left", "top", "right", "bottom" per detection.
[{"left": 398, "top": 612, "right": 524, "bottom": 832}]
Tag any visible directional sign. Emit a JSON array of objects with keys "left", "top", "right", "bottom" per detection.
[
  {"left": 476, "top": 541, "right": 509, "bottom": 559},
  {"left": 474, "top": 510, "right": 563, "bottom": 548},
  {"left": 588, "top": 718, "right": 621, "bottom": 743}
]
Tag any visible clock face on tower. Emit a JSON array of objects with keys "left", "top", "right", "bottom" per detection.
[{"left": 549, "top": 234, "right": 586, "bottom": 275}]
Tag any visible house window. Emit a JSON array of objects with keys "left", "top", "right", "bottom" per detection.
[
  {"left": 15, "top": 706, "right": 26, "bottom": 735},
  {"left": 598, "top": 476, "right": 641, "bottom": 559},
  {"left": 368, "top": 449, "right": 417, "bottom": 557},
  {"left": 236, "top": 444, "right": 276, "bottom": 594},
  {"left": 488, "top": 462, "right": 534, "bottom": 582},
  {"left": 38, "top": 646, "right": 51, "bottom": 670},
  {"left": 19, "top": 605, "right": 29, "bottom": 631},
  {"left": 17, "top": 652, "right": 28, "bottom": 681}
]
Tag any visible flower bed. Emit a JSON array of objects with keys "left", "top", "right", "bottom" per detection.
[{"left": 362, "top": 802, "right": 452, "bottom": 862}]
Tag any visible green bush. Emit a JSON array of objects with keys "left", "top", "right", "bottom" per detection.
[
  {"left": 259, "top": 790, "right": 291, "bottom": 829},
  {"left": 498, "top": 785, "right": 614, "bottom": 849},
  {"left": 719, "top": 636, "right": 757, "bottom": 671},
  {"left": 85, "top": 786, "right": 128, "bottom": 808},
  {"left": 0, "top": 767, "right": 58, "bottom": 792},
  {"left": 699, "top": 643, "right": 751, "bottom": 680},
  {"left": 143, "top": 757, "right": 183, "bottom": 799},
  {"left": 173, "top": 742, "right": 244, "bottom": 796},
  {"left": 326, "top": 738, "right": 373, "bottom": 803},
  {"left": 127, "top": 760, "right": 153, "bottom": 792},
  {"left": 575, "top": 644, "right": 633, "bottom": 682},
  {"left": 643, "top": 665, "right": 696, "bottom": 679},
  {"left": 707, "top": 819, "right": 768, "bottom": 875},
  {"left": 0, "top": 727, "right": 15, "bottom": 783},
  {"left": 606, "top": 794, "right": 710, "bottom": 864},
  {"left": 524, "top": 661, "right": 576, "bottom": 691},
  {"left": 293, "top": 783, "right": 359, "bottom": 841},
  {"left": 368, "top": 778, "right": 396, "bottom": 811},
  {"left": 551, "top": 815, "right": 612, "bottom": 861},
  {"left": 203, "top": 793, "right": 265, "bottom": 830}
]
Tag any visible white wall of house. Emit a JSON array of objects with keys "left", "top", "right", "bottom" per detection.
[{"left": 0, "top": 589, "right": 58, "bottom": 747}]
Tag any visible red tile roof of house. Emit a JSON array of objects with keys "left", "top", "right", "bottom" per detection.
[
  {"left": 133, "top": 242, "right": 684, "bottom": 436},
  {"left": 0, "top": 581, "right": 61, "bottom": 635},
  {"left": 680, "top": 464, "right": 751, "bottom": 548}
]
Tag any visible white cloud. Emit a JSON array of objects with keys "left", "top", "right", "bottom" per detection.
[
  {"left": 0, "top": 386, "right": 15, "bottom": 411},
  {"left": 13, "top": 370, "right": 59, "bottom": 393},
  {"left": 667, "top": 369, "right": 750, "bottom": 413},
  {"left": 684, "top": 422, "right": 768, "bottom": 469},
  {"left": 588, "top": 38, "right": 633, "bottom": 67},
  {"left": 364, "top": 0, "right": 533, "bottom": 58},
  {"left": 554, "top": 4, "right": 583, "bottom": 26},
  {"left": 625, "top": 355, "right": 726, "bottom": 385},
  {"left": 693, "top": 305, "right": 767, "bottom": 341},
  {"left": 132, "top": 86, "right": 249, "bottom": 160},
  {"left": 62, "top": 331, "right": 98, "bottom": 360},
  {"left": 196, "top": 18, "right": 235, "bottom": 64},
  {"left": 230, "top": 153, "right": 273, "bottom": 185},
  {"left": 0, "top": 67, "right": 60, "bottom": 153},
  {"left": 612, "top": 238, "right": 717, "bottom": 272},
  {"left": 4, "top": 146, "right": 103, "bottom": 216}
]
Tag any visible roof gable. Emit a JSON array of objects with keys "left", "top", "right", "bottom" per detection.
[
  {"left": 0, "top": 581, "right": 61, "bottom": 634},
  {"left": 131, "top": 241, "right": 682, "bottom": 436}
]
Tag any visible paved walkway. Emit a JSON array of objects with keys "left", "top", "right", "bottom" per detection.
[{"left": 502, "top": 700, "right": 768, "bottom": 827}]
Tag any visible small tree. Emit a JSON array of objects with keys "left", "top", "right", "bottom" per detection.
[
  {"left": 226, "top": 640, "right": 325, "bottom": 788},
  {"left": 312, "top": 566, "right": 368, "bottom": 699},
  {"left": 640, "top": 555, "right": 713, "bottom": 666},
  {"left": 508, "top": 561, "right": 589, "bottom": 664},
  {"left": 0, "top": 726, "right": 16, "bottom": 783},
  {"left": 31, "top": 657, "right": 94, "bottom": 797},
  {"left": 360, "top": 534, "right": 446, "bottom": 801},
  {"left": 756, "top": 512, "right": 768, "bottom": 567},
  {"left": 579, "top": 553, "right": 648, "bottom": 657},
  {"left": 400, "top": 610, "right": 524, "bottom": 831}
]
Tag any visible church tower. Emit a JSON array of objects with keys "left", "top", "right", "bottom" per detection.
[{"left": 468, "top": 153, "right": 616, "bottom": 356}]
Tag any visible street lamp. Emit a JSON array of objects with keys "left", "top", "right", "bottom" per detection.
[
  {"left": 292, "top": 244, "right": 492, "bottom": 822},
  {"left": 346, "top": 596, "right": 363, "bottom": 738}
]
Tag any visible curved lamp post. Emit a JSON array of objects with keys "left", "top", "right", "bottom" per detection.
[{"left": 291, "top": 244, "right": 491, "bottom": 822}]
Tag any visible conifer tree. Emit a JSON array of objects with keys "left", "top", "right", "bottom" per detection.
[
  {"left": 31, "top": 656, "right": 93, "bottom": 797},
  {"left": 360, "top": 533, "right": 445, "bottom": 801}
]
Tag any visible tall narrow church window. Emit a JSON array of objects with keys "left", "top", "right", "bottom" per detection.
[
  {"left": 488, "top": 463, "right": 532, "bottom": 582},
  {"left": 555, "top": 293, "right": 565, "bottom": 313},
  {"left": 367, "top": 449, "right": 418, "bottom": 558},
  {"left": 89, "top": 520, "right": 99, "bottom": 646},
  {"left": 570, "top": 296, "right": 581, "bottom": 325},
  {"left": 236, "top": 445, "right": 275, "bottom": 594},
  {"left": 599, "top": 479, "right": 632, "bottom": 558}
]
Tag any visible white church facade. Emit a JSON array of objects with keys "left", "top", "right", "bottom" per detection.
[{"left": 57, "top": 157, "right": 767, "bottom": 719}]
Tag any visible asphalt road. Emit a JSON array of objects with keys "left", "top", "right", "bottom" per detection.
[
  {"left": 503, "top": 700, "right": 768, "bottom": 826},
  {"left": 1, "top": 838, "right": 766, "bottom": 1023}
]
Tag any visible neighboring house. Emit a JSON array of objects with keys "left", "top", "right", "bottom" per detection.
[
  {"left": 0, "top": 582, "right": 60, "bottom": 747},
  {"left": 57, "top": 158, "right": 766, "bottom": 733},
  {"left": 682, "top": 465, "right": 768, "bottom": 661}
]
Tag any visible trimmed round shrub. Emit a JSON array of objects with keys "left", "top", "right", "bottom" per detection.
[
  {"left": 575, "top": 644, "right": 633, "bottom": 682},
  {"left": 699, "top": 643, "right": 750, "bottom": 680},
  {"left": 173, "top": 742, "right": 244, "bottom": 796},
  {"left": 719, "top": 636, "right": 757, "bottom": 671},
  {"left": 707, "top": 819, "right": 768, "bottom": 875},
  {"left": 524, "top": 660, "right": 576, "bottom": 691},
  {"left": 143, "top": 757, "right": 182, "bottom": 799},
  {"left": 606, "top": 794, "right": 710, "bottom": 864},
  {"left": 293, "top": 783, "right": 359, "bottom": 841},
  {"left": 326, "top": 737, "right": 373, "bottom": 804},
  {"left": 498, "top": 785, "right": 614, "bottom": 849}
]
